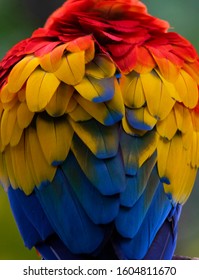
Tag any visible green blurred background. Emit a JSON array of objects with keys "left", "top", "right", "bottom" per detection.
[{"left": 0, "top": 0, "right": 198, "bottom": 259}]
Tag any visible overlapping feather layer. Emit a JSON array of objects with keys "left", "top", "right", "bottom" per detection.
[{"left": 0, "top": 0, "right": 199, "bottom": 259}]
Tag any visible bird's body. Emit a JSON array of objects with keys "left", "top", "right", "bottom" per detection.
[{"left": 0, "top": 0, "right": 199, "bottom": 259}]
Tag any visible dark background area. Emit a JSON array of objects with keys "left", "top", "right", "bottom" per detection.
[{"left": 0, "top": 0, "right": 198, "bottom": 259}]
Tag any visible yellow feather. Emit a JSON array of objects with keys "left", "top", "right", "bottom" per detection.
[
  {"left": 75, "top": 79, "right": 124, "bottom": 125},
  {"left": 141, "top": 71, "right": 175, "bottom": 120},
  {"left": 153, "top": 56, "right": 180, "bottom": 82},
  {"left": 69, "top": 118, "right": 118, "bottom": 158},
  {"left": 174, "top": 69, "right": 198, "bottom": 109},
  {"left": 69, "top": 104, "right": 92, "bottom": 122},
  {"left": 122, "top": 117, "right": 146, "bottom": 136},
  {"left": 0, "top": 134, "right": 5, "bottom": 153},
  {"left": 50, "top": 44, "right": 68, "bottom": 66},
  {"left": 121, "top": 71, "right": 146, "bottom": 108},
  {"left": 127, "top": 106, "right": 157, "bottom": 130},
  {"left": 155, "top": 69, "right": 182, "bottom": 102},
  {"left": 178, "top": 164, "right": 196, "bottom": 203},
  {"left": 36, "top": 116, "right": 74, "bottom": 165},
  {"left": 26, "top": 68, "right": 60, "bottom": 112},
  {"left": 39, "top": 53, "right": 57, "bottom": 73},
  {"left": 65, "top": 97, "right": 78, "bottom": 114},
  {"left": 52, "top": 118, "right": 74, "bottom": 163},
  {"left": 74, "top": 75, "right": 115, "bottom": 103},
  {"left": 10, "top": 121, "right": 23, "bottom": 147},
  {"left": 0, "top": 84, "right": 16, "bottom": 104},
  {"left": 183, "top": 62, "right": 199, "bottom": 84},
  {"left": 26, "top": 127, "right": 56, "bottom": 187},
  {"left": 188, "top": 131, "right": 199, "bottom": 168},
  {"left": 0, "top": 151, "right": 10, "bottom": 189},
  {"left": 65, "top": 97, "right": 77, "bottom": 113},
  {"left": 162, "top": 141, "right": 197, "bottom": 204},
  {"left": 54, "top": 51, "right": 85, "bottom": 85},
  {"left": 138, "top": 131, "right": 159, "bottom": 167},
  {"left": 176, "top": 166, "right": 197, "bottom": 203},
  {"left": 156, "top": 109, "right": 177, "bottom": 140},
  {"left": 4, "top": 146, "right": 18, "bottom": 188},
  {"left": 191, "top": 110, "right": 199, "bottom": 131},
  {"left": 7, "top": 55, "right": 39, "bottom": 93},
  {"left": 84, "top": 41, "right": 95, "bottom": 63},
  {"left": 174, "top": 103, "right": 193, "bottom": 133},
  {"left": 46, "top": 83, "right": 74, "bottom": 117},
  {"left": 86, "top": 54, "right": 116, "bottom": 79},
  {"left": 17, "top": 102, "right": 34, "bottom": 129},
  {"left": 106, "top": 78, "right": 125, "bottom": 117},
  {"left": 181, "top": 130, "right": 193, "bottom": 151},
  {"left": 39, "top": 44, "right": 67, "bottom": 72},
  {"left": 165, "top": 136, "right": 184, "bottom": 183},
  {"left": 25, "top": 129, "right": 40, "bottom": 187},
  {"left": 18, "top": 88, "right": 26, "bottom": 102},
  {"left": 143, "top": 107, "right": 158, "bottom": 128},
  {"left": 10, "top": 134, "right": 34, "bottom": 194},
  {"left": 1, "top": 95, "right": 18, "bottom": 110},
  {"left": 0, "top": 103, "right": 3, "bottom": 118},
  {"left": 157, "top": 134, "right": 195, "bottom": 203},
  {"left": 66, "top": 35, "right": 95, "bottom": 63},
  {"left": 1, "top": 104, "right": 18, "bottom": 147},
  {"left": 157, "top": 137, "right": 172, "bottom": 181}
]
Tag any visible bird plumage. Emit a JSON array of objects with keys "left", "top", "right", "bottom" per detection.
[{"left": 0, "top": 0, "right": 199, "bottom": 259}]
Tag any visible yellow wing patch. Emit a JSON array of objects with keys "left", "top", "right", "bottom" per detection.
[
  {"left": 26, "top": 69, "right": 60, "bottom": 112},
  {"left": 7, "top": 56, "right": 40, "bottom": 93},
  {"left": 121, "top": 62, "right": 199, "bottom": 204},
  {"left": 0, "top": 40, "right": 124, "bottom": 195}
]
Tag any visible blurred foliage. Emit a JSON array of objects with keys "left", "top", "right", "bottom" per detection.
[{"left": 0, "top": 0, "right": 199, "bottom": 259}]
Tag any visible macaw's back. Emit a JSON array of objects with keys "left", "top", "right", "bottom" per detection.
[{"left": 0, "top": 0, "right": 199, "bottom": 259}]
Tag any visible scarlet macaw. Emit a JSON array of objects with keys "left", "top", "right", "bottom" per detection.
[{"left": 0, "top": 0, "right": 199, "bottom": 260}]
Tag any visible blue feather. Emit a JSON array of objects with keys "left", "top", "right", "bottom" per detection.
[
  {"left": 35, "top": 168, "right": 105, "bottom": 254},
  {"left": 114, "top": 172, "right": 172, "bottom": 259},
  {"left": 144, "top": 204, "right": 182, "bottom": 260},
  {"left": 91, "top": 77, "right": 115, "bottom": 103},
  {"left": 8, "top": 187, "right": 54, "bottom": 248},
  {"left": 120, "top": 130, "right": 157, "bottom": 176},
  {"left": 70, "top": 119, "right": 120, "bottom": 159},
  {"left": 36, "top": 235, "right": 84, "bottom": 260},
  {"left": 62, "top": 151, "right": 120, "bottom": 224},
  {"left": 71, "top": 134, "right": 126, "bottom": 195},
  {"left": 126, "top": 108, "right": 154, "bottom": 131},
  {"left": 120, "top": 152, "right": 156, "bottom": 207},
  {"left": 116, "top": 165, "right": 160, "bottom": 238}
]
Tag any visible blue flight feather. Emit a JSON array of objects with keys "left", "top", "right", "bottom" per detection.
[
  {"left": 120, "top": 152, "right": 156, "bottom": 207},
  {"left": 120, "top": 129, "right": 157, "bottom": 176},
  {"left": 8, "top": 187, "right": 53, "bottom": 248},
  {"left": 116, "top": 164, "right": 160, "bottom": 238},
  {"left": 114, "top": 178, "right": 172, "bottom": 259},
  {"left": 62, "top": 151, "right": 120, "bottom": 224},
  {"left": 35, "top": 168, "right": 105, "bottom": 254},
  {"left": 36, "top": 234, "right": 84, "bottom": 260},
  {"left": 144, "top": 204, "right": 182, "bottom": 259}
]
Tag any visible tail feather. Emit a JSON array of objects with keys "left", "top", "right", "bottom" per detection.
[
  {"left": 8, "top": 187, "right": 54, "bottom": 249},
  {"left": 144, "top": 204, "right": 182, "bottom": 260},
  {"left": 36, "top": 234, "right": 119, "bottom": 260}
]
